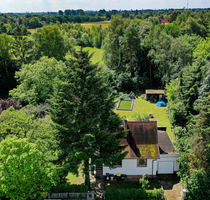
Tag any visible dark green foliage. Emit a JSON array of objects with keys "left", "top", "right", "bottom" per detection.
[
  {"left": 52, "top": 184, "right": 88, "bottom": 193},
  {"left": 186, "top": 170, "right": 210, "bottom": 200},
  {"left": 49, "top": 50, "right": 127, "bottom": 188},
  {"left": 12, "top": 26, "right": 34, "bottom": 65},
  {"left": 105, "top": 188, "right": 162, "bottom": 200},
  {"left": 167, "top": 101, "right": 188, "bottom": 127},
  {"left": 0, "top": 34, "right": 19, "bottom": 99}
]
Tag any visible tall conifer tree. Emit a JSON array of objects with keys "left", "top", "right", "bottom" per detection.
[{"left": 49, "top": 50, "right": 127, "bottom": 190}]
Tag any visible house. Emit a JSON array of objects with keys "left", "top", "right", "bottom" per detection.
[
  {"left": 103, "top": 120, "right": 179, "bottom": 179},
  {"left": 161, "top": 19, "right": 168, "bottom": 24},
  {"left": 145, "top": 89, "right": 166, "bottom": 103}
]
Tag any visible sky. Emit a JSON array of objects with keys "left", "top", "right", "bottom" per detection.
[{"left": 1, "top": 0, "right": 210, "bottom": 13}]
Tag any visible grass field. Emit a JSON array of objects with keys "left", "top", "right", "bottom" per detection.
[
  {"left": 79, "top": 21, "right": 111, "bottom": 29},
  {"left": 118, "top": 100, "right": 132, "bottom": 110},
  {"left": 115, "top": 96, "right": 174, "bottom": 143},
  {"left": 66, "top": 46, "right": 104, "bottom": 66}
]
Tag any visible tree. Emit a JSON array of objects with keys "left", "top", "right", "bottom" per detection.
[
  {"left": 0, "top": 33, "right": 19, "bottom": 99},
  {"left": 10, "top": 56, "right": 67, "bottom": 105},
  {"left": 12, "top": 25, "right": 34, "bottom": 65},
  {"left": 122, "top": 22, "right": 140, "bottom": 77},
  {"left": 186, "top": 169, "right": 210, "bottom": 200},
  {"left": 0, "top": 98, "right": 20, "bottom": 115},
  {"left": 0, "top": 136, "right": 58, "bottom": 200},
  {"left": 32, "top": 25, "right": 67, "bottom": 61},
  {"left": 49, "top": 50, "right": 127, "bottom": 191}
]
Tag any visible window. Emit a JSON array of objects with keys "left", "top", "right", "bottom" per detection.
[{"left": 137, "top": 159, "right": 147, "bottom": 167}]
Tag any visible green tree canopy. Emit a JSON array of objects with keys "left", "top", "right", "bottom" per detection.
[
  {"left": 32, "top": 25, "right": 67, "bottom": 61},
  {"left": 10, "top": 56, "right": 67, "bottom": 105},
  {"left": 0, "top": 136, "right": 58, "bottom": 200}
]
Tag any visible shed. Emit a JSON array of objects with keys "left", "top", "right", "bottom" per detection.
[{"left": 145, "top": 89, "right": 166, "bottom": 102}]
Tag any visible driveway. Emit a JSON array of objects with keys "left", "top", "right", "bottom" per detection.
[{"left": 157, "top": 174, "right": 182, "bottom": 200}]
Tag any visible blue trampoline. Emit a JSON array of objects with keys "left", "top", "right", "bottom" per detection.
[{"left": 156, "top": 101, "right": 167, "bottom": 107}]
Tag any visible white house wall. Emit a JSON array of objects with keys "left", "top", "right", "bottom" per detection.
[
  {"left": 103, "top": 159, "right": 154, "bottom": 175},
  {"left": 103, "top": 154, "right": 180, "bottom": 176}
]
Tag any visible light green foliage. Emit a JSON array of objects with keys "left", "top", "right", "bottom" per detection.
[
  {"left": 0, "top": 107, "right": 33, "bottom": 140},
  {"left": 133, "top": 114, "right": 150, "bottom": 121},
  {"left": 0, "top": 106, "right": 58, "bottom": 161},
  {"left": 10, "top": 56, "right": 67, "bottom": 105},
  {"left": 32, "top": 25, "right": 67, "bottom": 60},
  {"left": 0, "top": 33, "right": 12, "bottom": 60},
  {"left": 0, "top": 136, "right": 58, "bottom": 200},
  {"left": 165, "top": 79, "right": 179, "bottom": 102},
  {"left": 163, "top": 21, "right": 181, "bottom": 37},
  {"left": 139, "top": 174, "right": 150, "bottom": 190},
  {"left": 193, "top": 38, "right": 210, "bottom": 60}
]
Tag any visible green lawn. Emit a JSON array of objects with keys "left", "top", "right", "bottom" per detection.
[
  {"left": 115, "top": 96, "right": 175, "bottom": 143},
  {"left": 66, "top": 46, "right": 104, "bottom": 66},
  {"left": 118, "top": 100, "right": 132, "bottom": 110}
]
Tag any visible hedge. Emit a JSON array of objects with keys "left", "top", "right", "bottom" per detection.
[
  {"left": 52, "top": 184, "right": 88, "bottom": 193},
  {"left": 105, "top": 188, "right": 162, "bottom": 200}
]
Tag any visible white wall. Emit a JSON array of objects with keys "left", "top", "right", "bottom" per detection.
[
  {"left": 103, "top": 159, "right": 154, "bottom": 175},
  {"left": 103, "top": 153, "right": 180, "bottom": 176}
]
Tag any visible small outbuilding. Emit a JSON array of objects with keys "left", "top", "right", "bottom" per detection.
[{"left": 145, "top": 90, "right": 166, "bottom": 103}]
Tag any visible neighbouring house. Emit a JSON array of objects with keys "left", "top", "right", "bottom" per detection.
[
  {"left": 103, "top": 120, "right": 179, "bottom": 179},
  {"left": 161, "top": 19, "right": 168, "bottom": 24},
  {"left": 145, "top": 89, "right": 166, "bottom": 103}
]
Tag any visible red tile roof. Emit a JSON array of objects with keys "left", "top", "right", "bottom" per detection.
[
  {"left": 161, "top": 19, "right": 168, "bottom": 24},
  {"left": 121, "top": 121, "right": 160, "bottom": 159}
]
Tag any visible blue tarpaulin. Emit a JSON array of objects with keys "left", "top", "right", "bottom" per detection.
[{"left": 156, "top": 101, "right": 167, "bottom": 107}]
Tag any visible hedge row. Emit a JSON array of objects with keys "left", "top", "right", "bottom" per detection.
[
  {"left": 105, "top": 188, "right": 162, "bottom": 200},
  {"left": 52, "top": 184, "right": 88, "bottom": 193}
]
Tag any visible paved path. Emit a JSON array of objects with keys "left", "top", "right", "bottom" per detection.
[
  {"left": 157, "top": 174, "right": 182, "bottom": 200},
  {"left": 163, "top": 182, "right": 182, "bottom": 200}
]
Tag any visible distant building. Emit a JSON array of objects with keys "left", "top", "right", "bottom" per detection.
[{"left": 161, "top": 19, "right": 168, "bottom": 24}]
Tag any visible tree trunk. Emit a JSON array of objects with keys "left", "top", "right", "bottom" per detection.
[
  {"left": 95, "top": 165, "right": 104, "bottom": 200},
  {"left": 84, "top": 159, "right": 90, "bottom": 190},
  {"left": 129, "top": 45, "right": 132, "bottom": 76}
]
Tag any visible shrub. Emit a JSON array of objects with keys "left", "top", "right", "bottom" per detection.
[
  {"left": 105, "top": 188, "right": 162, "bottom": 200},
  {"left": 139, "top": 174, "right": 150, "bottom": 189},
  {"left": 52, "top": 184, "right": 88, "bottom": 193}
]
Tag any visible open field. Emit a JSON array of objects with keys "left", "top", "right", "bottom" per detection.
[
  {"left": 115, "top": 96, "right": 175, "bottom": 143},
  {"left": 79, "top": 21, "right": 111, "bottom": 29},
  {"left": 66, "top": 46, "right": 104, "bottom": 66}
]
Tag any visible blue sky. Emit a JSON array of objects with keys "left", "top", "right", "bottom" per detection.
[{"left": 1, "top": 0, "right": 210, "bottom": 13}]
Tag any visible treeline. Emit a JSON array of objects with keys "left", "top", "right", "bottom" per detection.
[
  {"left": 1, "top": 9, "right": 210, "bottom": 97},
  {"left": 1, "top": 8, "right": 210, "bottom": 33}
]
